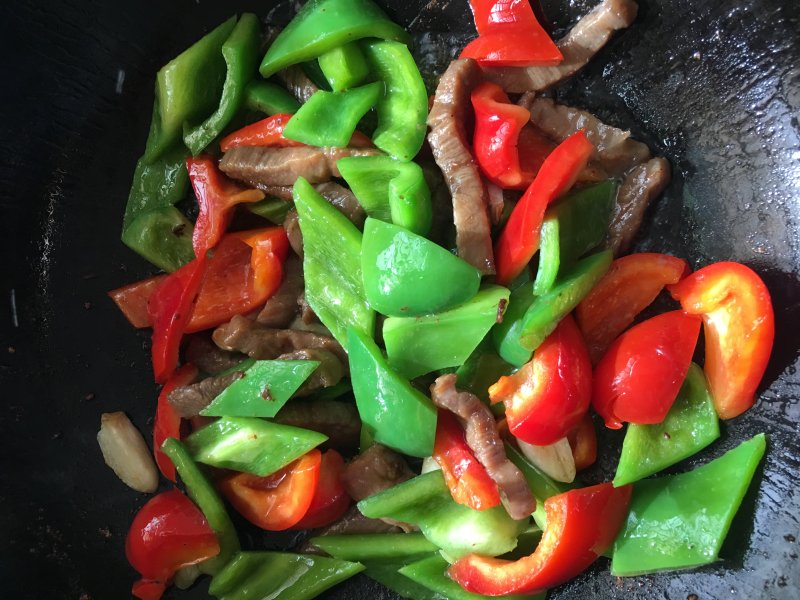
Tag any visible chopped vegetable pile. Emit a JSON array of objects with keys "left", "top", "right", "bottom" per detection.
[{"left": 101, "top": 0, "right": 776, "bottom": 598}]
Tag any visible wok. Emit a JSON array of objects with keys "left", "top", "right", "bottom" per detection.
[{"left": 1, "top": 0, "right": 798, "bottom": 598}]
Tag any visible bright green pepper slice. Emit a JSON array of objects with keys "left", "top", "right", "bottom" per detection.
[
  {"left": 311, "top": 533, "right": 438, "bottom": 563},
  {"left": 244, "top": 80, "right": 301, "bottom": 115},
  {"left": 455, "top": 336, "right": 515, "bottom": 406},
  {"left": 614, "top": 363, "right": 720, "bottom": 487},
  {"left": 293, "top": 177, "right": 374, "bottom": 347},
  {"left": 200, "top": 360, "right": 320, "bottom": 418},
  {"left": 362, "top": 218, "right": 481, "bottom": 317},
  {"left": 283, "top": 82, "right": 382, "bottom": 147},
  {"left": 259, "top": 0, "right": 410, "bottom": 78},
  {"left": 612, "top": 433, "right": 766, "bottom": 576},
  {"left": 384, "top": 286, "right": 510, "bottom": 379},
  {"left": 318, "top": 42, "right": 370, "bottom": 91},
  {"left": 348, "top": 328, "right": 437, "bottom": 458},
  {"left": 364, "top": 560, "right": 446, "bottom": 600},
  {"left": 338, "top": 156, "right": 433, "bottom": 236},
  {"left": 492, "top": 280, "right": 537, "bottom": 366},
  {"left": 185, "top": 416, "right": 327, "bottom": 476},
  {"left": 121, "top": 206, "right": 195, "bottom": 272},
  {"left": 361, "top": 39, "right": 429, "bottom": 161},
  {"left": 184, "top": 14, "right": 262, "bottom": 155}
]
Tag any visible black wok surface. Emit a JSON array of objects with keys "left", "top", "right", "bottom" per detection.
[{"left": 1, "top": 0, "right": 798, "bottom": 598}]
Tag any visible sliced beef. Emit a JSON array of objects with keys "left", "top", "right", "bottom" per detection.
[
  {"left": 167, "top": 371, "right": 244, "bottom": 418},
  {"left": 283, "top": 208, "right": 304, "bottom": 258},
  {"left": 184, "top": 335, "right": 247, "bottom": 375},
  {"left": 276, "top": 349, "right": 345, "bottom": 396},
  {"left": 430, "top": 374, "right": 536, "bottom": 520},
  {"left": 220, "top": 145, "right": 380, "bottom": 187},
  {"left": 244, "top": 182, "right": 365, "bottom": 227},
  {"left": 257, "top": 257, "right": 304, "bottom": 327},
  {"left": 341, "top": 444, "right": 415, "bottom": 502},
  {"left": 273, "top": 398, "right": 360, "bottom": 450},
  {"left": 297, "top": 293, "right": 317, "bottom": 324},
  {"left": 427, "top": 58, "right": 495, "bottom": 275},
  {"left": 278, "top": 65, "right": 319, "bottom": 104},
  {"left": 213, "top": 314, "right": 347, "bottom": 364},
  {"left": 483, "top": 0, "right": 639, "bottom": 93}
]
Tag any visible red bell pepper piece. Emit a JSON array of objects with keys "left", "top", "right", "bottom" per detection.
[
  {"left": 566, "top": 414, "right": 597, "bottom": 471},
  {"left": 292, "top": 450, "right": 351, "bottom": 529},
  {"left": 147, "top": 256, "right": 207, "bottom": 383},
  {"left": 233, "top": 227, "right": 291, "bottom": 297},
  {"left": 217, "top": 449, "right": 322, "bottom": 531},
  {"left": 219, "top": 114, "right": 303, "bottom": 152},
  {"left": 494, "top": 130, "right": 594, "bottom": 285},
  {"left": 576, "top": 253, "right": 690, "bottom": 363},
  {"left": 471, "top": 82, "right": 532, "bottom": 189},
  {"left": 108, "top": 275, "right": 167, "bottom": 329},
  {"left": 433, "top": 410, "right": 502, "bottom": 511},
  {"left": 126, "top": 489, "right": 220, "bottom": 600},
  {"left": 592, "top": 310, "right": 701, "bottom": 429},
  {"left": 489, "top": 315, "right": 591, "bottom": 446},
  {"left": 449, "top": 482, "right": 632, "bottom": 595},
  {"left": 188, "top": 156, "right": 265, "bottom": 257},
  {"left": 462, "top": 0, "right": 563, "bottom": 67},
  {"left": 153, "top": 364, "right": 198, "bottom": 482},
  {"left": 668, "top": 262, "right": 774, "bottom": 420}
]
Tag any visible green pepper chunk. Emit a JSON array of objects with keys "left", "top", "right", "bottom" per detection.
[
  {"left": 348, "top": 328, "right": 437, "bottom": 458},
  {"left": 161, "top": 438, "right": 240, "bottom": 574},
  {"left": 614, "top": 363, "right": 720, "bottom": 487},
  {"left": 209, "top": 551, "right": 364, "bottom": 600},
  {"left": 358, "top": 470, "right": 527, "bottom": 559},
  {"left": 364, "top": 560, "right": 445, "bottom": 600},
  {"left": 318, "top": 42, "right": 370, "bottom": 91},
  {"left": 145, "top": 17, "right": 236, "bottom": 162},
  {"left": 184, "top": 14, "right": 262, "bottom": 155},
  {"left": 384, "top": 286, "right": 510, "bottom": 379},
  {"left": 338, "top": 156, "right": 433, "bottom": 235},
  {"left": 200, "top": 360, "right": 320, "bottom": 418},
  {"left": 455, "top": 336, "right": 515, "bottom": 406},
  {"left": 244, "top": 80, "right": 301, "bottom": 115},
  {"left": 283, "top": 82, "right": 382, "bottom": 147},
  {"left": 362, "top": 218, "right": 481, "bottom": 317},
  {"left": 612, "top": 434, "right": 766, "bottom": 576},
  {"left": 492, "top": 281, "right": 537, "bottom": 366},
  {"left": 311, "top": 533, "right": 438, "bottom": 563},
  {"left": 121, "top": 206, "right": 195, "bottom": 272},
  {"left": 185, "top": 416, "right": 327, "bottom": 476},
  {"left": 259, "top": 0, "right": 410, "bottom": 78},
  {"left": 293, "top": 177, "right": 374, "bottom": 347},
  {"left": 361, "top": 39, "right": 429, "bottom": 161},
  {"left": 247, "top": 197, "right": 293, "bottom": 224}
]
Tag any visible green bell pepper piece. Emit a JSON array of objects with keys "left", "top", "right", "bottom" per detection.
[
  {"left": 161, "top": 438, "right": 240, "bottom": 574},
  {"left": 365, "top": 560, "right": 446, "bottom": 600},
  {"left": 361, "top": 39, "right": 428, "bottom": 161},
  {"left": 492, "top": 281, "right": 537, "bottom": 367},
  {"left": 283, "top": 82, "right": 382, "bottom": 147},
  {"left": 348, "top": 328, "right": 437, "bottom": 458},
  {"left": 318, "top": 42, "right": 370, "bottom": 91},
  {"left": 244, "top": 80, "right": 301, "bottom": 115},
  {"left": 145, "top": 17, "right": 236, "bottom": 162},
  {"left": 185, "top": 416, "right": 327, "bottom": 476},
  {"left": 259, "top": 0, "right": 410, "bottom": 78},
  {"left": 614, "top": 363, "right": 720, "bottom": 487},
  {"left": 338, "top": 156, "right": 433, "bottom": 236},
  {"left": 384, "top": 286, "right": 510, "bottom": 379},
  {"left": 362, "top": 218, "right": 481, "bottom": 317},
  {"left": 532, "top": 218, "right": 560, "bottom": 296},
  {"left": 358, "top": 470, "right": 527, "bottom": 559},
  {"left": 209, "top": 551, "right": 364, "bottom": 600},
  {"left": 184, "top": 14, "right": 262, "bottom": 155},
  {"left": 612, "top": 433, "right": 766, "bottom": 576},
  {"left": 121, "top": 206, "right": 195, "bottom": 272},
  {"left": 311, "top": 533, "right": 438, "bottom": 563},
  {"left": 293, "top": 177, "right": 374, "bottom": 347},
  {"left": 200, "top": 360, "right": 320, "bottom": 418},
  {"left": 455, "top": 336, "right": 515, "bottom": 405},
  {"left": 247, "top": 197, "right": 293, "bottom": 223}
]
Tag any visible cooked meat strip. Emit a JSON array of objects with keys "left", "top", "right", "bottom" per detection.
[
  {"left": 341, "top": 444, "right": 415, "bottom": 502},
  {"left": 427, "top": 58, "right": 495, "bottom": 275},
  {"left": 276, "top": 349, "right": 345, "bottom": 396},
  {"left": 482, "top": 0, "right": 639, "bottom": 93},
  {"left": 184, "top": 335, "right": 246, "bottom": 375},
  {"left": 167, "top": 371, "right": 244, "bottom": 418},
  {"left": 257, "top": 257, "right": 304, "bottom": 327},
  {"left": 243, "top": 182, "right": 365, "bottom": 227},
  {"left": 297, "top": 293, "right": 317, "bottom": 324},
  {"left": 608, "top": 157, "right": 671, "bottom": 255},
  {"left": 213, "top": 314, "right": 347, "bottom": 364},
  {"left": 277, "top": 65, "right": 319, "bottom": 104},
  {"left": 430, "top": 374, "right": 536, "bottom": 520},
  {"left": 283, "top": 208, "right": 304, "bottom": 258},
  {"left": 220, "top": 145, "right": 380, "bottom": 187},
  {"left": 273, "top": 398, "right": 360, "bottom": 450}
]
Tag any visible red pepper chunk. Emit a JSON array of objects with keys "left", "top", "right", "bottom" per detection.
[
  {"left": 153, "top": 364, "right": 198, "bottom": 482},
  {"left": 494, "top": 130, "right": 594, "bottom": 285},
  {"left": 471, "top": 82, "right": 532, "bottom": 189},
  {"left": 449, "top": 482, "right": 632, "bottom": 595},
  {"left": 668, "top": 262, "right": 774, "bottom": 420},
  {"left": 126, "top": 489, "right": 220, "bottom": 600},
  {"left": 292, "top": 450, "right": 351, "bottom": 529},
  {"left": 592, "top": 310, "right": 701, "bottom": 429},
  {"left": 433, "top": 410, "right": 502, "bottom": 511},
  {"left": 219, "top": 114, "right": 303, "bottom": 152},
  {"left": 489, "top": 315, "right": 591, "bottom": 446},
  {"left": 108, "top": 274, "right": 167, "bottom": 329}
]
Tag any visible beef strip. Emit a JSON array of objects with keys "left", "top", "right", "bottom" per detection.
[
  {"left": 276, "top": 349, "right": 345, "bottom": 396},
  {"left": 213, "top": 314, "right": 348, "bottom": 364},
  {"left": 430, "top": 374, "right": 536, "bottom": 520},
  {"left": 167, "top": 371, "right": 244, "bottom": 418},
  {"left": 482, "top": 0, "right": 639, "bottom": 93},
  {"left": 273, "top": 398, "right": 360, "bottom": 450},
  {"left": 283, "top": 208, "right": 304, "bottom": 258},
  {"left": 184, "top": 335, "right": 246, "bottom": 375},
  {"left": 427, "top": 58, "right": 495, "bottom": 275},
  {"left": 243, "top": 182, "right": 365, "bottom": 227},
  {"left": 341, "top": 444, "right": 415, "bottom": 502},
  {"left": 220, "top": 145, "right": 380, "bottom": 187},
  {"left": 257, "top": 257, "right": 304, "bottom": 327},
  {"left": 297, "top": 293, "right": 317, "bottom": 324},
  {"left": 277, "top": 65, "right": 319, "bottom": 104}
]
